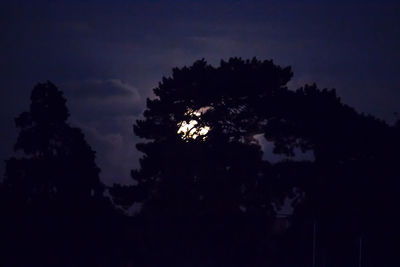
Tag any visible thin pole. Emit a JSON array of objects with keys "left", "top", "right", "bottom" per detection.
[
  {"left": 313, "top": 219, "right": 317, "bottom": 267},
  {"left": 358, "top": 235, "right": 363, "bottom": 267}
]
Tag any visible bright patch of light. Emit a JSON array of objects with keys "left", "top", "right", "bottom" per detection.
[{"left": 177, "top": 109, "right": 210, "bottom": 140}]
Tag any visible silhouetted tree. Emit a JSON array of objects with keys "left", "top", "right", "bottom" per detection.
[
  {"left": 0, "top": 81, "right": 119, "bottom": 266},
  {"left": 112, "top": 58, "right": 400, "bottom": 266},
  {"left": 111, "top": 58, "right": 297, "bottom": 265},
  {"left": 1, "top": 81, "right": 105, "bottom": 214},
  {"left": 259, "top": 84, "right": 400, "bottom": 266}
]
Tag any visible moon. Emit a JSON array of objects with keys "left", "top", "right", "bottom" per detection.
[{"left": 177, "top": 111, "right": 210, "bottom": 140}]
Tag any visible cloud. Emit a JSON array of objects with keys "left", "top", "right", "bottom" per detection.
[
  {"left": 62, "top": 79, "right": 144, "bottom": 185},
  {"left": 64, "top": 79, "right": 143, "bottom": 120},
  {"left": 1, "top": 0, "right": 400, "bottom": 187},
  {"left": 74, "top": 115, "right": 142, "bottom": 186},
  {"left": 67, "top": 78, "right": 140, "bottom": 99}
]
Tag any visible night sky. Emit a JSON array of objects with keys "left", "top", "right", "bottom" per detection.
[{"left": 1, "top": 0, "right": 399, "bottom": 185}]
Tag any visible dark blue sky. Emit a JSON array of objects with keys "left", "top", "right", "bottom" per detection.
[{"left": 1, "top": 0, "right": 399, "bottom": 185}]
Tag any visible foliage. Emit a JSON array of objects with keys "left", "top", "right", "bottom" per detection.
[
  {"left": 0, "top": 82, "right": 120, "bottom": 265},
  {"left": 2, "top": 81, "right": 105, "bottom": 213},
  {"left": 112, "top": 58, "right": 400, "bottom": 266}
]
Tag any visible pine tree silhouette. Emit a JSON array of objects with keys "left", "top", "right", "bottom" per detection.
[
  {"left": 0, "top": 81, "right": 118, "bottom": 266},
  {"left": 111, "top": 58, "right": 400, "bottom": 266},
  {"left": 111, "top": 58, "right": 296, "bottom": 265},
  {"left": 2, "top": 81, "right": 105, "bottom": 214}
]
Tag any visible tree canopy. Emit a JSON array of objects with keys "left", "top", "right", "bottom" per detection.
[
  {"left": 109, "top": 58, "right": 298, "bottom": 264},
  {"left": 112, "top": 59, "right": 294, "bottom": 216},
  {"left": 1, "top": 61, "right": 399, "bottom": 266},
  {"left": 1, "top": 81, "right": 105, "bottom": 214},
  {"left": 0, "top": 82, "right": 125, "bottom": 266},
  {"left": 111, "top": 57, "right": 400, "bottom": 266}
]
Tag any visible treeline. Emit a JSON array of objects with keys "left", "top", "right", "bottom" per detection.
[{"left": 1, "top": 58, "right": 399, "bottom": 266}]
